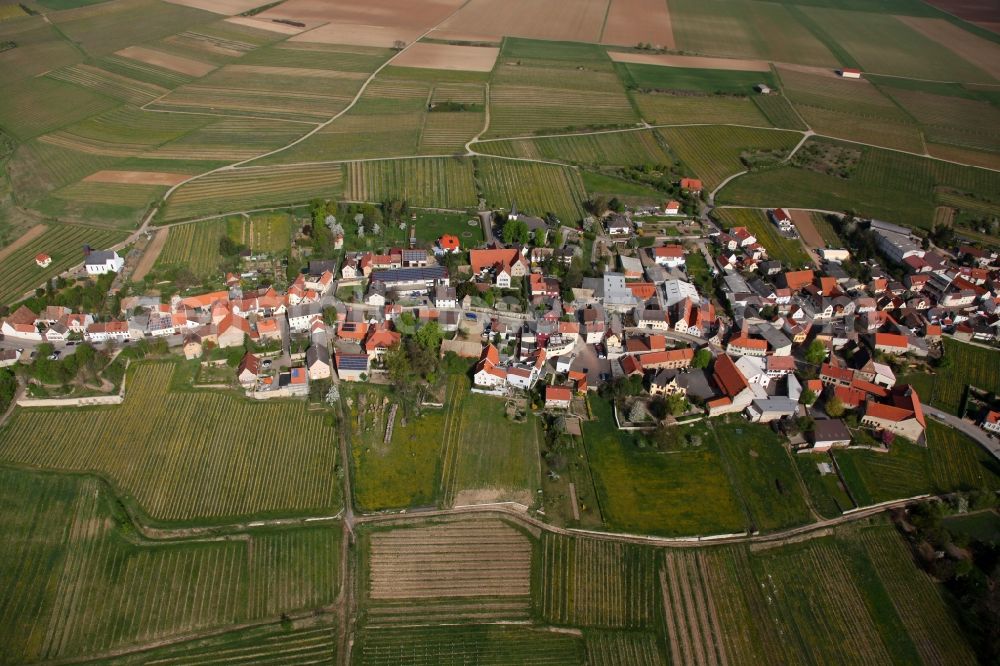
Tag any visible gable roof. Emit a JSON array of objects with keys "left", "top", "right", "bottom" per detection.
[{"left": 713, "top": 354, "right": 749, "bottom": 398}]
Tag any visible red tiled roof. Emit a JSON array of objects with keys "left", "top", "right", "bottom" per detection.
[
  {"left": 713, "top": 354, "right": 749, "bottom": 398},
  {"left": 653, "top": 245, "right": 685, "bottom": 258},
  {"left": 546, "top": 385, "right": 573, "bottom": 402},
  {"left": 439, "top": 234, "right": 460, "bottom": 250},
  {"left": 874, "top": 332, "right": 908, "bottom": 349},
  {"left": 627, "top": 282, "right": 657, "bottom": 299}
]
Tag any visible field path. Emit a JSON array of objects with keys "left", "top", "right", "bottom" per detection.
[{"left": 130, "top": 228, "right": 168, "bottom": 282}]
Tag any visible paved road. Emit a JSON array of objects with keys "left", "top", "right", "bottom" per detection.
[{"left": 925, "top": 405, "right": 1000, "bottom": 462}]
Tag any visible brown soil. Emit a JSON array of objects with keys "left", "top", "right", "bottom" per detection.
[
  {"left": 790, "top": 209, "right": 824, "bottom": 249},
  {"left": 392, "top": 42, "right": 499, "bottom": 72},
  {"left": 609, "top": 51, "right": 770, "bottom": 72},
  {"left": 0, "top": 224, "right": 47, "bottom": 263},
  {"left": 116, "top": 46, "right": 216, "bottom": 77},
  {"left": 223, "top": 16, "right": 308, "bottom": 34},
  {"left": 922, "top": 0, "right": 1000, "bottom": 25},
  {"left": 895, "top": 16, "right": 1000, "bottom": 80},
  {"left": 926, "top": 142, "right": 1000, "bottom": 170},
  {"left": 437, "top": 0, "right": 609, "bottom": 43},
  {"left": 131, "top": 229, "right": 169, "bottom": 283},
  {"left": 602, "top": 0, "right": 676, "bottom": 50},
  {"left": 84, "top": 170, "right": 189, "bottom": 186},
  {"left": 162, "top": 0, "right": 267, "bottom": 15}
]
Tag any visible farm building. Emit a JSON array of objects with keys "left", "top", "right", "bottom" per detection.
[
  {"left": 679, "top": 178, "right": 703, "bottom": 193},
  {"left": 664, "top": 200, "right": 681, "bottom": 215},
  {"left": 306, "top": 345, "right": 331, "bottom": 381},
  {"left": 336, "top": 353, "right": 369, "bottom": 381},
  {"left": 839, "top": 68, "right": 862, "bottom": 79},
  {"left": 653, "top": 245, "right": 686, "bottom": 268},
  {"left": 237, "top": 353, "right": 261, "bottom": 387},
  {"left": 34, "top": 253, "right": 51, "bottom": 268},
  {"left": 811, "top": 419, "right": 852, "bottom": 450},
  {"left": 182, "top": 333, "right": 203, "bottom": 360},
  {"left": 755, "top": 84, "right": 772, "bottom": 94}
]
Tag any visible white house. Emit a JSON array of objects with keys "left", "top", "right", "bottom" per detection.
[
  {"left": 434, "top": 283, "right": 457, "bottom": 309},
  {"left": 85, "top": 321, "right": 131, "bottom": 343},
  {"left": 653, "top": 245, "right": 686, "bottom": 269},
  {"left": 84, "top": 250, "right": 124, "bottom": 275},
  {"left": 840, "top": 68, "right": 862, "bottom": 79},
  {"left": 663, "top": 200, "right": 681, "bottom": 216},
  {"left": 35, "top": 253, "right": 51, "bottom": 268},
  {"left": 770, "top": 208, "right": 793, "bottom": 232},
  {"left": 982, "top": 411, "right": 1000, "bottom": 436},
  {"left": 287, "top": 303, "right": 324, "bottom": 333}
]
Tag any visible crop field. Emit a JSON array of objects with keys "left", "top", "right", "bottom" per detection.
[
  {"left": 668, "top": 0, "right": 839, "bottom": 66},
  {"left": 0, "top": 224, "right": 127, "bottom": 305},
  {"left": 147, "top": 64, "right": 364, "bottom": 123},
  {"left": 540, "top": 534, "right": 657, "bottom": 628},
  {"left": 240, "top": 42, "right": 393, "bottom": 73},
  {"left": 439, "top": 380, "right": 541, "bottom": 507},
  {"left": 886, "top": 87, "right": 1000, "bottom": 154},
  {"left": 659, "top": 550, "right": 732, "bottom": 666},
  {"left": 485, "top": 39, "right": 638, "bottom": 137},
  {"left": 39, "top": 182, "right": 165, "bottom": 227},
  {"left": 96, "top": 52, "right": 196, "bottom": 88},
  {"left": 712, "top": 207, "right": 811, "bottom": 268},
  {"left": 0, "top": 76, "right": 120, "bottom": 142},
  {"left": 47, "top": 63, "right": 168, "bottom": 105},
  {"left": 712, "top": 421, "right": 814, "bottom": 532},
  {"left": 162, "top": 163, "right": 344, "bottom": 221},
  {"left": 0, "top": 363, "right": 341, "bottom": 522},
  {"left": 345, "top": 158, "right": 477, "bottom": 209},
  {"left": 102, "top": 622, "right": 337, "bottom": 665},
  {"left": 156, "top": 218, "right": 226, "bottom": 277},
  {"left": 752, "top": 94, "right": 808, "bottom": 131},
  {"left": 658, "top": 125, "right": 799, "bottom": 190},
  {"left": 635, "top": 94, "right": 771, "bottom": 127},
  {"left": 926, "top": 420, "right": 1000, "bottom": 492},
  {"left": 801, "top": 7, "right": 994, "bottom": 82},
  {"left": 49, "top": 0, "right": 220, "bottom": 58},
  {"left": 582, "top": 398, "right": 744, "bottom": 536},
  {"left": 364, "top": 519, "right": 532, "bottom": 625},
  {"left": 477, "top": 158, "right": 587, "bottom": 224},
  {"left": 354, "top": 624, "right": 585, "bottom": 665},
  {"left": 476, "top": 129, "right": 673, "bottom": 167},
  {"left": 720, "top": 139, "right": 1000, "bottom": 229},
  {"left": 755, "top": 535, "right": 895, "bottom": 663},
  {"left": 833, "top": 442, "right": 931, "bottom": 506},
  {"left": 0, "top": 467, "right": 340, "bottom": 663},
  {"left": 585, "top": 630, "right": 664, "bottom": 666},
  {"left": 794, "top": 452, "right": 855, "bottom": 518},
  {"left": 859, "top": 527, "right": 977, "bottom": 665},
  {"left": 8, "top": 140, "right": 123, "bottom": 204},
  {"left": 226, "top": 212, "right": 292, "bottom": 254},
  {"left": 144, "top": 116, "right": 305, "bottom": 163}
]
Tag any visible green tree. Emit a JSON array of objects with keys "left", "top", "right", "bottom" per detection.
[
  {"left": 805, "top": 339, "right": 827, "bottom": 365},
  {"left": 414, "top": 321, "right": 443, "bottom": 353},
  {"left": 0, "top": 368, "right": 17, "bottom": 413},
  {"left": 825, "top": 396, "right": 845, "bottom": 418},
  {"left": 692, "top": 348, "right": 712, "bottom": 369},
  {"left": 502, "top": 218, "right": 529, "bottom": 245},
  {"left": 800, "top": 388, "right": 817, "bottom": 406}
]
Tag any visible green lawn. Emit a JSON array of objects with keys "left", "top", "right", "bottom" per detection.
[
  {"left": 616, "top": 62, "right": 775, "bottom": 95},
  {"left": 794, "top": 452, "right": 855, "bottom": 518},
  {"left": 348, "top": 385, "right": 445, "bottom": 511},
  {"left": 580, "top": 170, "right": 666, "bottom": 201},
  {"left": 582, "top": 397, "right": 744, "bottom": 536},
  {"left": 713, "top": 421, "right": 814, "bottom": 532},
  {"left": 833, "top": 442, "right": 931, "bottom": 506}
]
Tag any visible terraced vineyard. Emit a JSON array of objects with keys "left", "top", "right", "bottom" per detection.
[
  {"left": 477, "top": 158, "right": 587, "bottom": 224},
  {"left": 364, "top": 519, "right": 532, "bottom": 625},
  {"left": 0, "top": 467, "right": 340, "bottom": 664},
  {"left": 0, "top": 363, "right": 341, "bottom": 522},
  {"left": 540, "top": 534, "right": 657, "bottom": 628},
  {"left": 0, "top": 224, "right": 127, "bottom": 305},
  {"left": 162, "top": 163, "right": 344, "bottom": 221},
  {"left": 635, "top": 94, "right": 771, "bottom": 127},
  {"left": 660, "top": 551, "right": 730, "bottom": 666},
  {"left": 156, "top": 218, "right": 226, "bottom": 278},
  {"left": 659, "top": 126, "right": 799, "bottom": 190},
  {"left": 345, "top": 158, "right": 477, "bottom": 209},
  {"left": 354, "top": 625, "right": 585, "bottom": 665},
  {"left": 476, "top": 129, "right": 673, "bottom": 166},
  {"left": 859, "top": 528, "right": 975, "bottom": 666}
]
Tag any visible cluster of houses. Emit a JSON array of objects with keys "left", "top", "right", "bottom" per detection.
[{"left": 4, "top": 202, "right": 1000, "bottom": 445}]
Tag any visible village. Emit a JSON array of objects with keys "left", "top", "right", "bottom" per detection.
[{"left": 2, "top": 193, "right": 1000, "bottom": 451}]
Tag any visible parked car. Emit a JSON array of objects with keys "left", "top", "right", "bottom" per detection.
[
  {"left": 262, "top": 359, "right": 272, "bottom": 369},
  {"left": 48, "top": 351, "right": 61, "bottom": 361}
]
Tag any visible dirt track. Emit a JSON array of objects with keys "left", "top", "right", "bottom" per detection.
[
  {"left": 84, "top": 171, "right": 189, "bottom": 186},
  {"left": 790, "top": 209, "right": 824, "bottom": 249},
  {"left": 131, "top": 229, "right": 169, "bottom": 282},
  {"left": 609, "top": 51, "right": 769, "bottom": 72}
]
